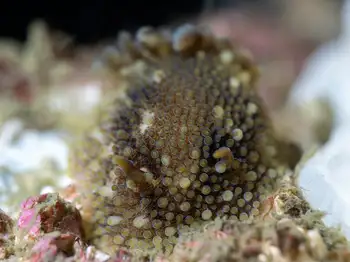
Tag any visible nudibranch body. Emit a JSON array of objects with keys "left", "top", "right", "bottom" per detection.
[{"left": 71, "top": 24, "right": 289, "bottom": 256}]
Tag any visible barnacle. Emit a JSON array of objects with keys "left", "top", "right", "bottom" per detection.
[{"left": 71, "top": 24, "right": 290, "bottom": 256}]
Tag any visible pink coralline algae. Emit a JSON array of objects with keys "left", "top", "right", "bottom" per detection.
[
  {"left": 17, "top": 193, "right": 84, "bottom": 241},
  {"left": 17, "top": 193, "right": 133, "bottom": 261},
  {"left": 29, "top": 232, "right": 80, "bottom": 262}
]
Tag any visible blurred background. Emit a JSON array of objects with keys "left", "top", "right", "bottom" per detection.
[
  {"left": 0, "top": 0, "right": 203, "bottom": 43},
  {"left": 0, "top": 0, "right": 345, "bottom": 214},
  {"left": 0, "top": 0, "right": 343, "bottom": 110}
]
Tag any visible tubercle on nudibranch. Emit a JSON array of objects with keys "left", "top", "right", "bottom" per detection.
[
  {"left": 71, "top": 23, "right": 291, "bottom": 257},
  {"left": 98, "top": 24, "right": 259, "bottom": 87}
]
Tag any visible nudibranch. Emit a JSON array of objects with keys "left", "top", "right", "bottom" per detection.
[{"left": 71, "top": 24, "right": 289, "bottom": 256}]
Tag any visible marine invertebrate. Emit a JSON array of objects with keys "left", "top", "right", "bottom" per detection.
[{"left": 72, "top": 24, "right": 290, "bottom": 256}]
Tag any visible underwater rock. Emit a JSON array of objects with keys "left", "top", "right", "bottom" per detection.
[
  {"left": 17, "top": 193, "right": 84, "bottom": 241},
  {"left": 169, "top": 218, "right": 342, "bottom": 262},
  {"left": 0, "top": 209, "right": 14, "bottom": 259},
  {"left": 0, "top": 209, "right": 13, "bottom": 236},
  {"left": 28, "top": 232, "right": 78, "bottom": 261}
]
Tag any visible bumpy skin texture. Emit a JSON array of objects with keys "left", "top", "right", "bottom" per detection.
[{"left": 72, "top": 25, "right": 288, "bottom": 256}]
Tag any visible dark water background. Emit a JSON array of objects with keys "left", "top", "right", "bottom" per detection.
[{"left": 0, "top": 0, "right": 265, "bottom": 43}]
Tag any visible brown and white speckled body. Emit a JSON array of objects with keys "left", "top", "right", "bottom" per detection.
[{"left": 71, "top": 24, "right": 289, "bottom": 256}]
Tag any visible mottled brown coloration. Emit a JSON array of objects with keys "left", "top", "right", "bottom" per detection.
[
  {"left": 0, "top": 209, "right": 14, "bottom": 259},
  {"left": 71, "top": 24, "right": 289, "bottom": 256}
]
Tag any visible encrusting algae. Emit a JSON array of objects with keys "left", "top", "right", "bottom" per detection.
[{"left": 70, "top": 24, "right": 294, "bottom": 257}]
